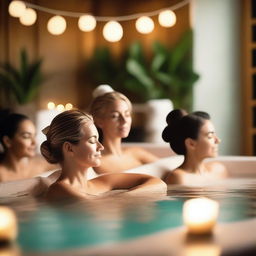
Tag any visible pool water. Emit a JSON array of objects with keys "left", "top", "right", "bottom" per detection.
[{"left": 2, "top": 178, "right": 256, "bottom": 254}]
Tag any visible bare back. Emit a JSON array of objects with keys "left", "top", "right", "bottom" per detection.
[{"left": 94, "top": 147, "right": 158, "bottom": 174}]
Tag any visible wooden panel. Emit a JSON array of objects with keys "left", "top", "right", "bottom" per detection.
[{"left": 241, "top": 0, "right": 256, "bottom": 155}]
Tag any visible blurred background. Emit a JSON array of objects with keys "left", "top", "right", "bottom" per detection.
[{"left": 0, "top": 0, "right": 248, "bottom": 156}]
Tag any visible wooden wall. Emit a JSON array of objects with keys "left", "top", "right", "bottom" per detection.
[{"left": 0, "top": 0, "right": 190, "bottom": 110}]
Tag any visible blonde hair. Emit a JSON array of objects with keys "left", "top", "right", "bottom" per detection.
[
  {"left": 89, "top": 91, "right": 132, "bottom": 119},
  {"left": 40, "top": 110, "right": 93, "bottom": 164}
]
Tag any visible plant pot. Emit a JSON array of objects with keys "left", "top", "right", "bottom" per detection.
[
  {"left": 13, "top": 102, "right": 37, "bottom": 123},
  {"left": 145, "top": 99, "right": 173, "bottom": 143}
]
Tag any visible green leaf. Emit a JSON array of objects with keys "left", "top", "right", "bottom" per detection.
[{"left": 0, "top": 49, "right": 44, "bottom": 104}]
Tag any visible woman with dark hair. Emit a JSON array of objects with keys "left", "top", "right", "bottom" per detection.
[
  {"left": 40, "top": 109, "right": 166, "bottom": 200},
  {"left": 89, "top": 85, "right": 158, "bottom": 174},
  {"left": 0, "top": 109, "right": 57, "bottom": 182},
  {"left": 162, "top": 109, "right": 227, "bottom": 185}
]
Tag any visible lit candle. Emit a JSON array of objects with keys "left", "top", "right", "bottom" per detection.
[
  {"left": 183, "top": 197, "right": 219, "bottom": 234},
  {"left": 56, "top": 104, "right": 65, "bottom": 112},
  {"left": 65, "top": 103, "right": 73, "bottom": 110},
  {"left": 47, "top": 101, "right": 55, "bottom": 110},
  {"left": 0, "top": 206, "right": 18, "bottom": 241}
]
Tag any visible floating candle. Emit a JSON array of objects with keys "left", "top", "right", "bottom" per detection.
[
  {"left": 183, "top": 197, "right": 219, "bottom": 235},
  {"left": 0, "top": 206, "right": 18, "bottom": 241}
]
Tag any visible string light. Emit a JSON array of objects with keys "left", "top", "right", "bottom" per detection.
[
  {"left": 158, "top": 10, "right": 176, "bottom": 27},
  {"left": 103, "top": 21, "right": 123, "bottom": 42},
  {"left": 136, "top": 16, "right": 154, "bottom": 34},
  {"left": 19, "top": 8, "right": 37, "bottom": 26},
  {"left": 9, "top": 0, "right": 26, "bottom": 18},
  {"left": 8, "top": 0, "right": 189, "bottom": 40},
  {"left": 78, "top": 15, "right": 96, "bottom": 32},
  {"left": 47, "top": 15, "right": 66, "bottom": 35}
]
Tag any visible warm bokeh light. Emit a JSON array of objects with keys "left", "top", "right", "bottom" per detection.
[
  {"left": 47, "top": 15, "right": 67, "bottom": 35},
  {"left": 103, "top": 21, "right": 123, "bottom": 42},
  {"left": 0, "top": 206, "right": 18, "bottom": 241},
  {"left": 183, "top": 197, "right": 219, "bottom": 234},
  {"left": 135, "top": 16, "right": 154, "bottom": 34},
  {"left": 56, "top": 104, "right": 65, "bottom": 111},
  {"left": 47, "top": 101, "right": 55, "bottom": 110},
  {"left": 8, "top": 0, "right": 26, "bottom": 18},
  {"left": 19, "top": 8, "right": 37, "bottom": 26},
  {"left": 78, "top": 15, "right": 96, "bottom": 32},
  {"left": 65, "top": 103, "right": 73, "bottom": 110},
  {"left": 184, "top": 244, "right": 221, "bottom": 256},
  {"left": 158, "top": 10, "right": 176, "bottom": 27}
]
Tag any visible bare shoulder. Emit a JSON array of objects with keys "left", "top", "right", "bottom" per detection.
[
  {"left": 206, "top": 161, "right": 228, "bottom": 178},
  {"left": 46, "top": 182, "right": 84, "bottom": 201},
  {"left": 125, "top": 146, "right": 158, "bottom": 163},
  {"left": 164, "top": 169, "right": 183, "bottom": 185},
  {"left": 30, "top": 155, "right": 59, "bottom": 174}
]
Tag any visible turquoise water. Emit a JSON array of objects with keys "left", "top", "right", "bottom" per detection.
[{"left": 2, "top": 178, "right": 256, "bottom": 254}]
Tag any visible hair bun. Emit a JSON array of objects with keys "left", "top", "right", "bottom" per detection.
[{"left": 92, "top": 84, "right": 114, "bottom": 98}]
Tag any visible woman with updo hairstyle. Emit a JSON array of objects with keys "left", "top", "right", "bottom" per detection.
[
  {"left": 0, "top": 109, "right": 57, "bottom": 182},
  {"left": 162, "top": 109, "right": 227, "bottom": 186},
  {"left": 89, "top": 84, "right": 158, "bottom": 174},
  {"left": 40, "top": 109, "right": 166, "bottom": 200}
]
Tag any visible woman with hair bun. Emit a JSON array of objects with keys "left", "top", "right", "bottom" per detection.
[
  {"left": 89, "top": 85, "right": 158, "bottom": 174},
  {"left": 162, "top": 109, "right": 227, "bottom": 185},
  {"left": 0, "top": 109, "right": 57, "bottom": 182},
  {"left": 40, "top": 109, "right": 166, "bottom": 200}
]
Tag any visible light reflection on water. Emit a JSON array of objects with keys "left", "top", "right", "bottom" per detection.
[{"left": 1, "top": 178, "right": 256, "bottom": 253}]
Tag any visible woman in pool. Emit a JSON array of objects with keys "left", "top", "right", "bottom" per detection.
[
  {"left": 40, "top": 109, "right": 166, "bottom": 200},
  {"left": 89, "top": 85, "right": 158, "bottom": 174},
  {"left": 0, "top": 110, "right": 58, "bottom": 182},
  {"left": 162, "top": 109, "right": 227, "bottom": 185}
]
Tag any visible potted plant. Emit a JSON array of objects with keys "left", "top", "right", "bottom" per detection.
[
  {"left": 0, "top": 48, "right": 43, "bottom": 109},
  {"left": 86, "top": 30, "right": 199, "bottom": 142},
  {"left": 86, "top": 29, "right": 199, "bottom": 111}
]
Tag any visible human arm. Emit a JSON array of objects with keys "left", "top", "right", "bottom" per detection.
[
  {"left": 130, "top": 147, "right": 159, "bottom": 164},
  {"left": 31, "top": 155, "right": 60, "bottom": 176},
  {"left": 91, "top": 173, "right": 167, "bottom": 194}
]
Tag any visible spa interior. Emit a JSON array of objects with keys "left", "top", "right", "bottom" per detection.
[{"left": 0, "top": 0, "right": 256, "bottom": 255}]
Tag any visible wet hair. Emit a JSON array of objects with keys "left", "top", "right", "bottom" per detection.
[
  {"left": 40, "top": 109, "right": 93, "bottom": 164},
  {"left": 89, "top": 87, "right": 132, "bottom": 120},
  {"left": 0, "top": 109, "right": 29, "bottom": 153},
  {"left": 162, "top": 109, "right": 210, "bottom": 155}
]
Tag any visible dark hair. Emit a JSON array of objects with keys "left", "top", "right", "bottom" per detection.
[
  {"left": 40, "top": 110, "right": 93, "bottom": 164},
  {"left": 0, "top": 109, "right": 29, "bottom": 152},
  {"left": 162, "top": 109, "right": 210, "bottom": 155}
]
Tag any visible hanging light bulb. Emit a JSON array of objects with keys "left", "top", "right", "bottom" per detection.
[
  {"left": 78, "top": 15, "right": 96, "bottom": 32},
  {"left": 103, "top": 21, "right": 123, "bottom": 42},
  {"left": 135, "top": 16, "right": 154, "bottom": 34},
  {"left": 158, "top": 10, "right": 176, "bottom": 27},
  {"left": 8, "top": 0, "right": 26, "bottom": 18},
  {"left": 19, "top": 8, "right": 37, "bottom": 26},
  {"left": 47, "top": 15, "right": 66, "bottom": 35}
]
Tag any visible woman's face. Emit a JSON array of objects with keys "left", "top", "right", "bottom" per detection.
[
  {"left": 7, "top": 119, "right": 36, "bottom": 158},
  {"left": 98, "top": 99, "right": 132, "bottom": 139},
  {"left": 193, "top": 120, "right": 220, "bottom": 158},
  {"left": 72, "top": 122, "right": 104, "bottom": 168}
]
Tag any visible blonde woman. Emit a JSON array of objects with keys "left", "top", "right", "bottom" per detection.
[
  {"left": 40, "top": 110, "right": 166, "bottom": 200},
  {"left": 89, "top": 85, "right": 158, "bottom": 174}
]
